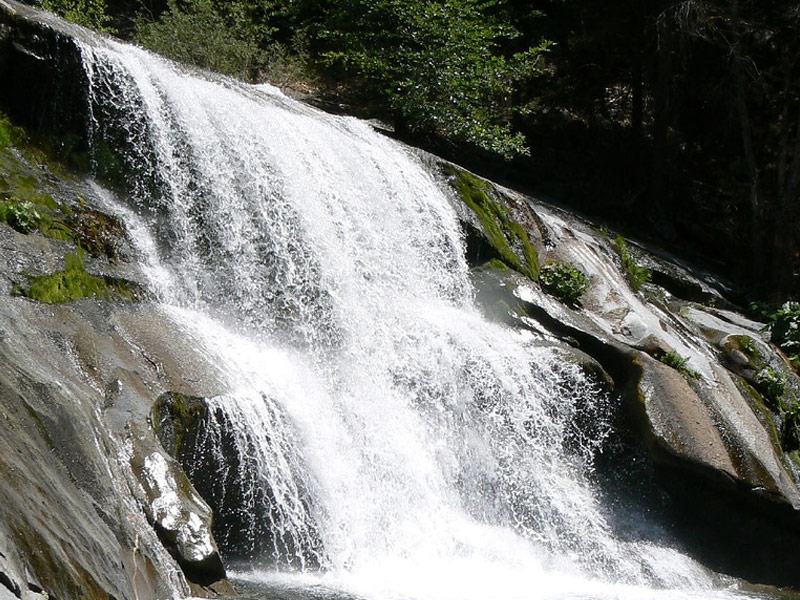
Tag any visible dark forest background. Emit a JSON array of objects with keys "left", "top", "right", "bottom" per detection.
[{"left": 33, "top": 0, "right": 800, "bottom": 301}]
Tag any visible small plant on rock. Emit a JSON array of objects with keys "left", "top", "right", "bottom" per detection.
[
  {"left": 738, "top": 335, "right": 761, "bottom": 360},
  {"left": 782, "top": 402, "right": 800, "bottom": 452},
  {"left": 1, "top": 199, "right": 41, "bottom": 234},
  {"left": 540, "top": 262, "right": 588, "bottom": 306},
  {"left": 764, "top": 301, "right": 800, "bottom": 371},
  {"left": 755, "top": 367, "right": 786, "bottom": 405},
  {"left": 613, "top": 235, "right": 652, "bottom": 292},
  {"left": 659, "top": 350, "right": 700, "bottom": 380}
]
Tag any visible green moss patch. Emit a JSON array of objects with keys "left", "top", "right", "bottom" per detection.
[
  {"left": 445, "top": 165, "right": 539, "bottom": 280},
  {"left": 20, "top": 251, "right": 135, "bottom": 304},
  {"left": 152, "top": 392, "right": 210, "bottom": 459},
  {"left": 0, "top": 113, "right": 27, "bottom": 149}
]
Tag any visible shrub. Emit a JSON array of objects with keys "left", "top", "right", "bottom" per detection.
[
  {"left": 764, "top": 301, "right": 800, "bottom": 370},
  {"left": 613, "top": 235, "right": 651, "bottom": 292},
  {"left": 540, "top": 262, "right": 588, "bottom": 306},
  {"left": 659, "top": 350, "right": 700, "bottom": 379},
  {"left": 755, "top": 367, "right": 786, "bottom": 404},
  {"left": 41, "top": 0, "right": 112, "bottom": 33},
  {"left": 314, "top": 0, "right": 550, "bottom": 157},
  {"left": 135, "top": 0, "right": 268, "bottom": 80}
]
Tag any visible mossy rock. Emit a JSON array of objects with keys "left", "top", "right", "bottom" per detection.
[
  {"left": 151, "top": 392, "right": 211, "bottom": 460},
  {"left": 19, "top": 251, "right": 138, "bottom": 304},
  {"left": 68, "top": 205, "right": 126, "bottom": 260},
  {"left": 0, "top": 112, "right": 26, "bottom": 149},
  {"left": 611, "top": 234, "right": 651, "bottom": 292},
  {"left": 445, "top": 165, "right": 539, "bottom": 280},
  {"left": 721, "top": 334, "right": 766, "bottom": 373},
  {"left": 0, "top": 119, "right": 130, "bottom": 260},
  {"left": 733, "top": 374, "right": 785, "bottom": 458}
]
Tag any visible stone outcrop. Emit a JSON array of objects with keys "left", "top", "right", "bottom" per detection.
[
  {"left": 0, "top": 49, "right": 231, "bottom": 595},
  {"left": 448, "top": 169, "right": 800, "bottom": 589},
  {"left": 2, "top": 0, "right": 800, "bottom": 594}
]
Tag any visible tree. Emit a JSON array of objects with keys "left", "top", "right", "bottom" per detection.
[
  {"left": 41, "top": 0, "right": 112, "bottom": 32},
  {"left": 308, "top": 0, "right": 550, "bottom": 157},
  {"left": 134, "top": 0, "right": 272, "bottom": 80}
]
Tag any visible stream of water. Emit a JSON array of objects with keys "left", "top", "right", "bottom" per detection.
[{"left": 70, "top": 29, "right": 775, "bottom": 600}]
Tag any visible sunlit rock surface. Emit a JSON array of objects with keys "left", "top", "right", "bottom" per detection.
[{"left": 2, "top": 0, "right": 800, "bottom": 598}]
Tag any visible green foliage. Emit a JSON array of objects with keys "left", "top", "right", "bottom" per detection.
[
  {"left": 764, "top": 301, "right": 800, "bottom": 370},
  {"left": 1, "top": 199, "right": 41, "bottom": 234},
  {"left": 738, "top": 335, "right": 761, "bottom": 360},
  {"left": 659, "top": 350, "right": 700, "bottom": 380},
  {"left": 539, "top": 262, "right": 588, "bottom": 306},
  {"left": 21, "top": 251, "right": 132, "bottom": 304},
  {"left": 134, "top": 0, "right": 292, "bottom": 81},
  {"left": 0, "top": 114, "right": 26, "bottom": 149},
  {"left": 446, "top": 166, "right": 538, "bottom": 279},
  {"left": 0, "top": 194, "right": 74, "bottom": 242},
  {"left": 314, "top": 0, "right": 549, "bottom": 157},
  {"left": 747, "top": 301, "right": 774, "bottom": 323},
  {"left": 136, "top": 0, "right": 259, "bottom": 79},
  {"left": 41, "top": 0, "right": 112, "bottom": 32},
  {"left": 613, "top": 235, "right": 652, "bottom": 292},
  {"left": 783, "top": 402, "right": 800, "bottom": 452},
  {"left": 755, "top": 367, "right": 786, "bottom": 405}
]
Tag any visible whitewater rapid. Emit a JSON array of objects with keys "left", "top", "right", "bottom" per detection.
[{"left": 69, "top": 29, "right": 763, "bottom": 600}]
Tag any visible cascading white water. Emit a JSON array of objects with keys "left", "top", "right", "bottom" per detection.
[{"left": 74, "top": 34, "right": 762, "bottom": 600}]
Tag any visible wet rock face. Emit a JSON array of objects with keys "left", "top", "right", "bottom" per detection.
[
  {"left": 0, "top": 228, "right": 231, "bottom": 598},
  {"left": 130, "top": 430, "right": 226, "bottom": 587},
  {"left": 0, "top": 29, "right": 230, "bottom": 592},
  {"left": 459, "top": 166, "right": 800, "bottom": 589},
  {"left": 0, "top": 0, "right": 90, "bottom": 149},
  {"left": 151, "top": 392, "right": 312, "bottom": 566}
]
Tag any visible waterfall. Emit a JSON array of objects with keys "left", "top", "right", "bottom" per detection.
[{"left": 75, "top": 36, "right": 755, "bottom": 600}]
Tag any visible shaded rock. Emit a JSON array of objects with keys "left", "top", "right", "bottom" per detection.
[
  {"left": 0, "top": 0, "right": 91, "bottom": 151},
  {"left": 150, "top": 392, "right": 267, "bottom": 562}
]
